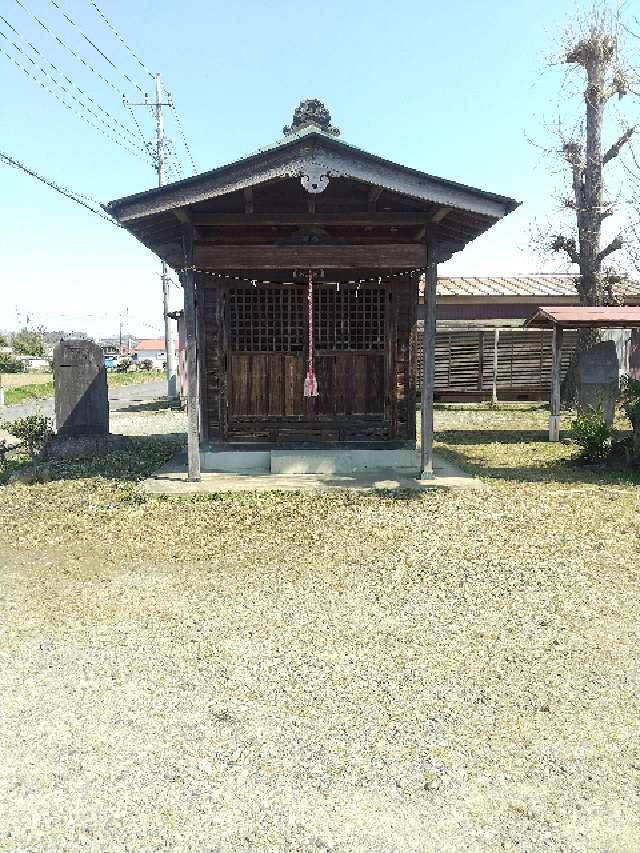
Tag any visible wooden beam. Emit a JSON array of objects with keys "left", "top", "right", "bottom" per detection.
[
  {"left": 549, "top": 325, "right": 563, "bottom": 441},
  {"left": 431, "top": 207, "right": 451, "bottom": 223},
  {"left": 420, "top": 242, "right": 437, "bottom": 480},
  {"left": 189, "top": 213, "right": 432, "bottom": 227},
  {"left": 171, "top": 209, "right": 204, "bottom": 242},
  {"left": 243, "top": 187, "right": 253, "bottom": 214},
  {"left": 174, "top": 208, "right": 191, "bottom": 224},
  {"left": 182, "top": 225, "right": 201, "bottom": 481},
  {"left": 192, "top": 243, "right": 424, "bottom": 269},
  {"left": 368, "top": 186, "right": 383, "bottom": 213}
]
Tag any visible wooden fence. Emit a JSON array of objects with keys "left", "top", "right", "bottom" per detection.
[{"left": 417, "top": 327, "right": 577, "bottom": 401}]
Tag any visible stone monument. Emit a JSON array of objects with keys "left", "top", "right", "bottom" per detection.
[
  {"left": 52, "top": 338, "right": 108, "bottom": 436},
  {"left": 576, "top": 340, "right": 619, "bottom": 426}
]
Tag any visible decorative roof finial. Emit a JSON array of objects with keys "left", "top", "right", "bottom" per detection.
[{"left": 283, "top": 99, "right": 340, "bottom": 137}]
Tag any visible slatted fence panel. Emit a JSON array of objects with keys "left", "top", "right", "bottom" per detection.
[{"left": 418, "top": 327, "right": 577, "bottom": 400}]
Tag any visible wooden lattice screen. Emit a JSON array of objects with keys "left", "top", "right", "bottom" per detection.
[
  {"left": 313, "top": 285, "right": 385, "bottom": 351},
  {"left": 228, "top": 286, "right": 305, "bottom": 352},
  {"left": 228, "top": 284, "right": 386, "bottom": 353}
]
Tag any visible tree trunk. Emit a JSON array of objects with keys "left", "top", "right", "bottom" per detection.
[{"left": 560, "top": 36, "right": 606, "bottom": 404}]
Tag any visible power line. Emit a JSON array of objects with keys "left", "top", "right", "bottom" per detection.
[
  {"left": 168, "top": 99, "right": 197, "bottom": 174},
  {"left": 0, "top": 11, "right": 143, "bottom": 151},
  {"left": 88, "top": 1, "right": 154, "bottom": 81},
  {"left": 126, "top": 101, "right": 152, "bottom": 155},
  {"left": 85, "top": 1, "right": 197, "bottom": 177},
  {"left": 164, "top": 139, "right": 185, "bottom": 180},
  {"left": 0, "top": 23, "right": 147, "bottom": 157},
  {"left": 0, "top": 148, "right": 118, "bottom": 226},
  {"left": 14, "top": 0, "right": 134, "bottom": 100},
  {"left": 48, "top": 0, "right": 145, "bottom": 95},
  {"left": 0, "top": 40, "right": 143, "bottom": 159}
]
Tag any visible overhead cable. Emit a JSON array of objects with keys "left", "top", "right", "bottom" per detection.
[
  {"left": 88, "top": 0, "right": 154, "bottom": 81},
  {"left": 48, "top": 0, "right": 145, "bottom": 94},
  {"left": 0, "top": 148, "right": 118, "bottom": 226}
]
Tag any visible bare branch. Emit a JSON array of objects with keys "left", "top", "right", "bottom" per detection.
[
  {"left": 603, "top": 126, "right": 636, "bottom": 163},
  {"left": 602, "top": 69, "right": 630, "bottom": 102},
  {"left": 597, "top": 235, "right": 624, "bottom": 263},
  {"left": 551, "top": 235, "right": 581, "bottom": 265}
]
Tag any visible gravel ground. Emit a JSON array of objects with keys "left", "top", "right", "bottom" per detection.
[{"left": 0, "top": 404, "right": 638, "bottom": 851}]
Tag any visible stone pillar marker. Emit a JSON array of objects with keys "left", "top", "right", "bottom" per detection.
[
  {"left": 53, "top": 339, "right": 109, "bottom": 435},
  {"left": 576, "top": 339, "right": 619, "bottom": 426}
]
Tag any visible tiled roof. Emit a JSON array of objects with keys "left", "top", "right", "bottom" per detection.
[
  {"left": 434, "top": 275, "right": 640, "bottom": 299},
  {"left": 526, "top": 306, "right": 640, "bottom": 328},
  {"left": 133, "top": 339, "right": 177, "bottom": 351}
]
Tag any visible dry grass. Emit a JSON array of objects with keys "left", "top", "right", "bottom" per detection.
[
  {"left": 0, "top": 407, "right": 638, "bottom": 851},
  {"left": 0, "top": 371, "right": 52, "bottom": 389}
]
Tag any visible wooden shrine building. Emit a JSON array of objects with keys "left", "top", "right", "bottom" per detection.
[{"left": 108, "top": 100, "right": 518, "bottom": 480}]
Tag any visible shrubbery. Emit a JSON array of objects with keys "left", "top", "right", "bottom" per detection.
[
  {"left": 11, "top": 327, "right": 46, "bottom": 357},
  {"left": 0, "top": 352, "right": 26, "bottom": 373},
  {"left": 572, "top": 407, "right": 612, "bottom": 462},
  {"left": 1, "top": 415, "right": 51, "bottom": 455},
  {"left": 620, "top": 376, "right": 640, "bottom": 459}
]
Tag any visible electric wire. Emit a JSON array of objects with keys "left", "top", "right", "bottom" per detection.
[
  {"left": 167, "top": 97, "right": 197, "bottom": 174},
  {"left": 14, "top": 0, "right": 134, "bottom": 99},
  {"left": 48, "top": 0, "right": 145, "bottom": 95},
  {"left": 0, "top": 12, "right": 145, "bottom": 151},
  {"left": 0, "top": 24, "right": 146, "bottom": 156},
  {"left": 88, "top": 0, "right": 154, "bottom": 81},
  {"left": 0, "top": 148, "right": 119, "bottom": 227},
  {"left": 127, "top": 101, "right": 152, "bottom": 157},
  {"left": 87, "top": 0, "right": 198, "bottom": 181},
  {"left": 0, "top": 41, "right": 143, "bottom": 159},
  {"left": 165, "top": 139, "right": 185, "bottom": 180}
]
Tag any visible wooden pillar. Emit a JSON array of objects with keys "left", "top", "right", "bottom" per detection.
[
  {"left": 492, "top": 328, "right": 500, "bottom": 405},
  {"left": 182, "top": 226, "right": 201, "bottom": 481},
  {"left": 549, "top": 324, "right": 563, "bottom": 442},
  {"left": 420, "top": 242, "right": 437, "bottom": 479}
]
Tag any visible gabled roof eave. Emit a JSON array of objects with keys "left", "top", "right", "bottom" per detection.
[{"left": 106, "top": 132, "right": 520, "bottom": 223}]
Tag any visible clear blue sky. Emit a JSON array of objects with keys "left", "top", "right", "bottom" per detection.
[{"left": 0, "top": 0, "right": 616, "bottom": 338}]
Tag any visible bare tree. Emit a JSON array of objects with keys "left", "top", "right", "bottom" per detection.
[{"left": 545, "top": 6, "right": 638, "bottom": 396}]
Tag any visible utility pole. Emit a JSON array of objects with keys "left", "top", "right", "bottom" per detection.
[{"left": 125, "top": 73, "right": 177, "bottom": 397}]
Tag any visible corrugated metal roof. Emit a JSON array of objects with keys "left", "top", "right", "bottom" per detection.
[
  {"left": 526, "top": 307, "right": 640, "bottom": 328},
  {"left": 434, "top": 275, "right": 640, "bottom": 298}
]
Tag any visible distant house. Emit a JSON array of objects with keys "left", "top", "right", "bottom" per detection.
[
  {"left": 167, "top": 311, "right": 185, "bottom": 400},
  {"left": 99, "top": 338, "right": 136, "bottom": 358},
  {"left": 132, "top": 338, "right": 177, "bottom": 369},
  {"left": 14, "top": 354, "right": 50, "bottom": 371}
]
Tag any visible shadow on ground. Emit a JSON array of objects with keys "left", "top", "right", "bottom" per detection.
[
  {"left": 435, "top": 428, "right": 640, "bottom": 486},
  {"left": 114, "top": 399, "right": 183, "bottom": 414},
  {"left": 437, "top": 429, "right": 546, "bottom": 446},
  {"left": 1, "top": 435, "right": 185, "bottom": 485}
]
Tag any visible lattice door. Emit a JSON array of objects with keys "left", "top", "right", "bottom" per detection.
[{"left": 226, "top": 282, "right": 388, "bottom": 425}]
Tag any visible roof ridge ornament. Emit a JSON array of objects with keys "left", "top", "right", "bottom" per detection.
[
  {"left": 283, "top": 99, "right": 340, "bottom": 137},
  {"left": 300, "top": 164, "right": 330, "bottom": 194}
]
